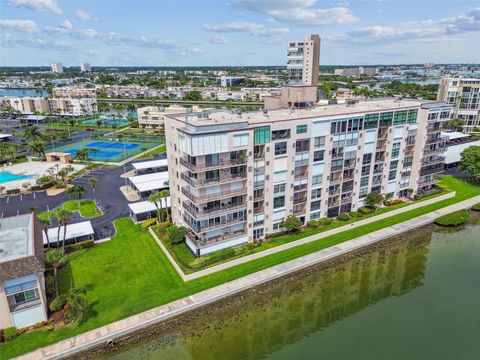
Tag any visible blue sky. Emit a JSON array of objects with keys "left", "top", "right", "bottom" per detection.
[{"left": 1, "top": 0, "right": 479, "bottom": 66}]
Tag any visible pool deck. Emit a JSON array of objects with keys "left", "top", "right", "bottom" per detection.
[{"left": 0, "top": 161, "right": 84, "bottom": 191}]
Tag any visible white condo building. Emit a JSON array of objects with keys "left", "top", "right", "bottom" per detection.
[
  {"left": 165, "top": 99, "right": 451, "bottom": 256},
  {"left": 437, "top": 77, "right": 480, "bottom": 133},
  {"left": 287, "top": 34, "right": 320, "bottom": 86},
  {"left": 80, "top": 63, "right": 91, "bottom": 72},
  {"left": 51, "top": 63, "right": 63, "bottom": 74}
]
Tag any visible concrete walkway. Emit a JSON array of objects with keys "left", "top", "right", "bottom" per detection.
[
  {"left": 15, "top": 194, "right": 480, "bottom": 360},
  {"left": 153, "top": 192, "right": 457, "bottom": 281}
]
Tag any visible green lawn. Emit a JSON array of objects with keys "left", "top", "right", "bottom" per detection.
[
  {"left": 1, "top": 175, "right": 479, "bottom": 359},
  {"left": 37, "top": 200, "right": 102, "bottom": 220},
  {"left": 135, "top": 144, "right": 166, "bottom": 159}
]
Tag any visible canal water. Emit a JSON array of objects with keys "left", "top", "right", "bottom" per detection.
[
  {"left": 104, "top": 218, "right": 480, "bottom": 360},
  {"left": 0, "top": 88, "right": 49, "bottom": 97}
]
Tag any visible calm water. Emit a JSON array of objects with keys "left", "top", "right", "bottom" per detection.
[
  {"left": 0, "top": 172, "right": 33, "bottom": 183},
  {"left": 105, "top": 221, "right": 480, "bottom": 360},
  {"left": 0, "top": 88, "right": 49, "bottom": 97}
]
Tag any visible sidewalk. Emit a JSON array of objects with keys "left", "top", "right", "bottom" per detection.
[
  {"left": 16, "top": 194, "right": 480, "bottom": 360},
  {"left": 153, "top": 191, "right": 456, "bottom": 281}
]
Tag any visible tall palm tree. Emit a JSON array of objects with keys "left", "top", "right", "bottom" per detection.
[
  {"left": 75, "top": 148, "right": 90, "bottom": 161},
  {"left": 88, "top": 177, "right": 97, "bottom": 198},
  {"left": 45, "top": 248, "right": 69, "bottom": 297},
  {"left": 40, "top": 217, "right": 52, "bottom": 248},
  {"left": 24, "top": 125, "right": 42, "bottom": 140},
  {"left": 67, "top": 185, "right": 87, "bottom": 206},
  {"left": 53, "top": 208, "right": 73, "bottom": 250},
  {"left": 28, "top": 140, "right": 45, "bottom": 158},
  {"left": 148, "top": 191, "right": 163, "bottom": 222},
  {"left": 159, "top": 189, "right": 170, "bottom": 222}
]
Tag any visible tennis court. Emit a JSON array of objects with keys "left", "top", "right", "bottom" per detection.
[{"left": 82, "top": 117, "right": 129, "bottom": 127}]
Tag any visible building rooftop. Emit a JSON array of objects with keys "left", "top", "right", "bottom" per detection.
[
  {"left": 0, "top": 213, "right": 34, "bottom": 263},
  {"left": 169, "top": 99, "right": 441, "bottom": 129}
]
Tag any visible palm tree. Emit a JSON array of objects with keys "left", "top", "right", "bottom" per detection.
[
  {"left": 45, "top": 248, "right": 69, "bottom": 297},
  {"left": 159, "top": 189, "right": 170, "bottom": 222},
  {"left": 53, "top": 208, "right": 73, "bottom": 250},
  {"left": 74, "top": 148, "right": 91, "bottom": 161},
  {"left": 148, "top": 191, "right": 163, "bottom": 222},
  {"left": 88, "top": 177, "right": 97, "bottom": 198},
  {"left": 28, "top": 140, "right": 46, "bottom": 158},
  {"left": 67, "top": 185, "right": 87, "bottom": 206},
  {"left": 39, "top": 217, "right": 52, "bottom": 248},
  {"left": 65, "top": 287, "right": 89, "bottom": 323},
  {"left": 24, "top": 125, "right": 42, "bottom": 140}
]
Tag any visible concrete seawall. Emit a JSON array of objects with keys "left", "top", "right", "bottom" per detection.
[{"left": 16, "top": 194, "right": 480, "bottom": 360}]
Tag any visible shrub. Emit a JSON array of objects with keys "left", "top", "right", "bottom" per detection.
[
  {"left": 246, "top": 242, "right": 256, "bottom": 250},
  {"left": 6, "top": 189, "right": 20, "bottom": 195},
  {"left": 307, "top": 220, "right": 319, "bottom": 228},
  {"left": 49, "top": 294, "right": 67, "bottom": 312},
  {"left": 64, "top": 240, "right": 94, "bottom": 254},
  {"left": 358, "top": 206, "right": 375, "bottom": 215},
  {"left": 386, "top": 199, "right": 403, "bottom": 206},
  {"left": 140, "top": 218, "right": 157, "bottom": 231},
  {"left": 434, "top": 210, "right": 470, "bottom": 227},
  {"left": 337, "top": 213, "right": 350, "bottom": 221},
  {"left": 318, "top": 217, "right": 333, "bottom": 226},
  {"left": 279, "top": 215, "right": 302, "bottom": 233},
  {"left": 3, "top": 327, "right": 18, "bottom": 342},
  {"left": 189, "top": 247, "right": 236, "bottom": 269},
  {"left": 156, "top": 221, "right": 171, "bottom": 235},
  {"left": 348, "top": 211, "right": 357, "bottom": 217},
  {"left": 167, "top": 225, "right": 187, "bottom": 245},
  {"left": 472, "top": 203, "right": 480, "bottom": 211},
  {"left": 45, "top": 275, "right": 56, "bottom": 297},
  {"left": 434, "top": 183, "right": 448, "bottom": 191}
]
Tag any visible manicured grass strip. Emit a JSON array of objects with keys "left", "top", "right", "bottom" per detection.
[
  {"left": 37, "top": 200, "right": 102, "bottom": 219},
  {"left": 434, "top": 209, "right": 470, "bottom": 226},
  {"left": 136, "top": 144, "right": 166, "bottom": 159},
  {"left": 1, "top": 176, "right": 479, "bottom": 359}
]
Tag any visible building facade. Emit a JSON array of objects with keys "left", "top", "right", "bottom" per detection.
[
  {"left": 165, "top": 99, "right": 450, "bottom": 256},
  {"left": 437, "top": 77, "right": 480, "bottom": 133},
  {"left": 334, "top": 67, "right": 380, "bottom": 77},
  {"left": 0, "top": 214, "right": 48, "bottom": 329},
  {"left": 137, "top": 105, "right": 207, "bottom": 129},
  {"left": 80, "top": 62, "right": 91, "bottom": 72},
  {"left": 51, "top": 63, "right": 63, "bottom": 74},
  {"left": 53, "top": 86, "right": 96, "bottom": 98},
  {"left": 287, "top": 34, "right": 320, "bottom": 86},
  {"left": 1, "top": 96, "right": 97, "bottom": 116}
]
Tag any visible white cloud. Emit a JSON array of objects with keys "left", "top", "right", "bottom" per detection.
[
  {"left": 202, "top": 21, "right": 289, "bottom": 37},
  {"left": 208, "top": 35, "right": 229, "bottom": 44},
  {"left": 7, "top": 0, "right": 62, "bottom": 15},
  {"left": 1, "top": 33, "right": 75, "bottom": 50},
  {"left": 58, "top": 20, "right": 72, "bottom": 30},
  {"left": 0, "top": 19, "right": 38, "bottom": 33},
  {"left": 230, "top": 0, "right": 357, "bottom": 26},
  {"left": 45, "top": 22, "right": 99, "bottom": 39},
  {"left": 75, "top": 9, "right": 97, "bottom": 21}
]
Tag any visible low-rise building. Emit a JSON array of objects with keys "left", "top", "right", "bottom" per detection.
[
  {"left": 137, "top": 105, "right": 204, "bottom": 129},
  {"left": 0, "top": 213, "right": 48, "bottom": 329},
  {"left": 437, "top": 77, "right": 480, "bottom": 133},
  {"left": 52, "top": 86, "right": 96, "bottom": 98},
  {"left": 165, "top": 99, "right": 450, "bottom": 256},
  {"left": 334, "top": 67, "right": 379, "bottom": 77}
]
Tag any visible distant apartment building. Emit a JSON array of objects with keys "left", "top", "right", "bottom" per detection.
[
  {"left": 217, "top": 76, "right": 245, "bottom": 88},
  {"left": 137, "top": 105, "right": 205, "bottom": 129},
  {"left": 241, "top": 87, "right": 282, "bottom": 102},
  {"left": 80, "top": 63, "right": 91, "bottom": 72},
  {"left": 334, "top": 67, "right": 379, "bottom": 77},
  {"left": 53, "top": 86, "right": 96, "bottom": 98},
  {"left": 2, "top": 96, "right": 97, "bottom": 116},
  {"left": 51, "top": 63, "right": 63, "bottom": 74},
  {"left": 95, "top": 84, "right": 149, "bottom": 98},
  {"left": 0, "top": 213, "right": 48, "bottom": 329},
  {"left": 287, "top": 34, "right": 320, "bottom": 86},
  {"left": 5, "top": 97, "right": 50, "bottom": 114},
  {"left": 165, "top": 99, "right": 450, "bottom": 256},
  {"left": 437, "top": 77, "right": 480, "bottom": 133}
]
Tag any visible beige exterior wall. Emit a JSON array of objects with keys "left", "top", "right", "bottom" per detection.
[{"left": 0, "top": 284, "right": 12, "bottom": 328}]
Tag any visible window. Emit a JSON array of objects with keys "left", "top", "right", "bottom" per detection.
[
  {"left": 313, "top": 150, "right": 325, "bottom": 162},
  {"left": 273, "top": 196, "right": 285, "bottom": 209},
  {"left": 233, "top": 133, "right": 249, "bottom": 147},
  {"left": 310, "top": 200, "right": 321, "bottom": 211},
  {"left": 393, "top": 111, "right": 407, "bottom": 125},
  {"left": 275, "top": 141, "right": 287, "bottom": 155},
  {"left": 390, "top": 160, "right": 399, "bottom": 170},
  {"left": 254, "top": 126, "right": 271, "bottom": 145},
  {"left": 363, "top": 153, "right": 372, "bottom": 165},
  {"left": 13, "top": 289, "right": 36, "bottom": 304},
  {"left": 379, "top": 112, "right": 393, "bottom": 127},
  {"left": 312, "top": 175, "right": 323, "bottom": 185},
  {"left": 314, "top": 136, "right": 325, "bottom": 148},
  {"left": 331, "top": 120, "right": 348, "bottom": 134},
  {"left": 295, "top": 139, "right": 310, "bottom": 152},
  {"left": 388, "top": 170, "right": 397, "bottom": 181},
  {"left": 407, "top": 109, "right": 418, "bottom": 124},
  {"left": 274, "top": 183, "right": 286, "bottom": 195},
  {"left": 272, "top": 129, "right": 290, "bottom": 140},
  {"left": 359, "top": 187, "right": 368, "bottom": 198},
  {"left": 311, "top": 188, "right": 322, "bottom": 199},
  {"left": 364, "top": 113, "right": 379, "bottom": 129},
  {"left": 361, "top": 165, "right": 371, "bottom": 176},
  {"left": 404, "top": 156, "right": 413, "bottom": 167},
  {"left": 391, "top": 142, "right": 401, "bottom": 158},
  {"left": 360, "top": 176, "right": 369, "bottom": 187},
  {"left": 273, "top": 222, "right": 282, "bottom": 231},
  {"left": 310, "top": 211, "right": 321, "bottom": 220},
  {"left": 296, "top": 124, "right": 307, "bottom": 134},
  {"left": 347, "top": 117, "right": 363, "bottom": 131}
]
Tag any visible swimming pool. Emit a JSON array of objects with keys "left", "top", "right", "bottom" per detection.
[
  {"left": 82, "top": 118, "right": 129, "bottom": 127},
  {"left": 0, "top": 172, "right": 34, "bottom": 184}
]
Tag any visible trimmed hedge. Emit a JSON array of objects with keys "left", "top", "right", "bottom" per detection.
[
  {"left": 472, "top": 203, "right": 480, "bottom": 211},
  {"left": 189, "top": 247, "right": 236, "bottom": 269},
  {"left": 6, "top": 189, "right": 20, "bottom": 195},
  {"left": 2, "top": 327, "right": 18, "bottom": 342},
  {"left": 64, "top": 240, "right": 94, "bottom": 254},
  {"left": 317, "top": 217, "right": 333, "bottom": 226},
  {"left": 348, "top": 211, "right": 357, "bottom": 217},
  {"left": 307, "top": 220, "right": 319, "bottom": 228},
  {"left": 337, "top": 213, "right": 350, "bottom": 221},
  {"left": 434, "top": 209, "right": 470, "bottom": 227},
  {"left": 358, "top": 206, "right": 375, "bottom": 215},
  {"left": 386, "top": 199, "right": 403, "bottom": 206}
]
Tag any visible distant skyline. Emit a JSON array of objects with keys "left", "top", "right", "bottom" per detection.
[{"left": 0, "top": 0, "right": 479, "bottom": 66}]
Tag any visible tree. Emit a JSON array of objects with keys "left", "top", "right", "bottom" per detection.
[
  {"left": 24, "top": 125, "right": 42, "bottom": 140},
  {"left": 159, "top": 189, "right": 170, "bottom": 222},
  {"left": 0, "top": 186, "right": 5, "bottom": 195},
  {"left": 148, "top": 191, "right": 163, "bottom": 222},
  {"left": 74, "top": 148, "right": 91, "bottom": 161},
  {"left": 28, "top": 140, "right": 46, "bottom": 158},
  {"left": 45, "top": 248, "right": 69, "bottom": 297},
  {"left": 65, "top": 287, "right": 89, "bottom": 323},
  {"left": 365, "top": 192, "right": 384, "bottom": 211},
  {"left": 88, "top": 177, "right": 97, "bottom": 198},
  {"left": 166, "top": 225, "right": 187, "bottom": 245},
  {"left": 67, "top": 185, "right": 87, "bottom": 206},
  {"left": 53, "top": 208, "right": 73, "bottom": 250},
  {"left": 39, "top": 217, "right": 52, "bottom": 248},
  {"left": 279, "top": 215, "right": 302, "bottom": 233},
  {"left": 184, "top": 90, "right": 202, "bottom": 101},
  {"left": 460, "top": 145, "right": 480, "bottom": 183}
]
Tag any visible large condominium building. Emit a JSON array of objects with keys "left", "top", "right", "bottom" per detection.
[
  {"left": 53, "top": 86, "right": 96, "bottom": 98},
  {"left": 287, "top": 34, "right": 320, "bottom": 86},
  {"left": 165, "top": 99, "right": 450, "bottom": 257},
  {"left": 51, "top": 63, "right": 63, "bottom": 74},
  {"left": 2, "top": 97, "right": 97, "bottom": 116},
  {"left": 437, "top": 77, "right": 480, "bottom": 133},
  {"left": 137, "top": 105, "right": 205, "bottom": 129},
  {"left": 0, "top": 213, "right": 48, "bottom": 329},
  {"left": 80, "top": 62, "right": 91, "bottom": 72}
]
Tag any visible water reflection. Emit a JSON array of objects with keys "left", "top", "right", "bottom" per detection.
[{"left": 107, "top": 232, "right": 432, "bottom": 360}]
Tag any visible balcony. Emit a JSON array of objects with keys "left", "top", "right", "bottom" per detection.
[
  {"left": 294, "top": 171, "right": 308, "bottom": 180},
  {"left": 341, "top": 195, "right": 352, "bottom": 204},
  {"left": 293, "top": 196, "right": 307, "bottom": 205},
  {"left": 185, "top": 215, "right": 247, "bottom": 233},
  {"left": 423, "top": 147, "right": 445, "bottom": 156},
  {"left": 295, "top": 158, "right": 309, "bottom": 167},
  {"left": 344, "top": 160, "right": 356, "bottom": 169},
  {"left": 426, "top": 135, "right": 449, "bottom": 145},
  {"left": 420, "top": 164, "right": 444, "bottom": 176},
  {"left": 254, "top": 205, "right": 264, "bottom": 214},
  {"left": 180, "top": 157, "right": 246, "bottom": 172},
  {"left": 422, "top": 156, "right": 445, "bottom": 166},
  {"left": 182, "top": 186, "right": 247, "bottom": 204},
  {"left": 293, "top": 183, "right": 308, "bottom": 192},
  {"left": 328, "top": 187, "right": 340, "bottom": 196},
  {"left": 181, "top": 172, "right": 246, "bottom": 188},
  {"left": 183, "top": 201, "right": 246, "bottom": 218},
  {"left": 186, "top": 228, "right": 247, "bottom": 249},
  {"left": 328, "top": 199, "right": 339, "bottom": 207},
  {"left": 378, "top": 130, "right": 389, "bottom": 139},
  {"left": 332, "top": 152, "right": 344, "bottom": 160},
  {"left": 418, "top": 178, "right": 440, "bottom": 187}
]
